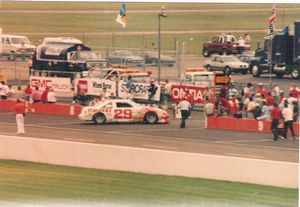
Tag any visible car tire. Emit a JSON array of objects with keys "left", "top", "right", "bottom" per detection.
[
  {"left": 144, "top": 112, "right": 158, "bottom": 124},
  {"left": 93, "top": 113, "right": 106, "bottom": 124},
  {"left": 202, "top": 48, "right": 210, "bottom": 57},
  {"left": 250, "top": 64, "right": 261, "bottom": 77},
  {"left": 291, "top": 66, "right": 300, "bottom": 79},
  {"left": 224, "top": 66, "right": 231, "bottom": 75}
]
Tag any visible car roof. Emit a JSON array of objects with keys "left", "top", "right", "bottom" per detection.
[
  {"left": 2, "top": 35, "right": 28, "bottom": 38},
  {"left": 42, "top": 37, "right": 83, "bottom": 44}
]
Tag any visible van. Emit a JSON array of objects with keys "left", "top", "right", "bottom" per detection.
[{"left": 0, "top": 35, "right": 36, "bottom": 60}]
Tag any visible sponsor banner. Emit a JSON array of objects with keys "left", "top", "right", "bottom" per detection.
[
  {"left": 118, "top": 81, "right": 161, "bottom": 101},
  {"left": 30, "top": 76, "right": 72, "bottom": 92},
  {"left": 171, "top": 85, "right": 210, "bottom": 104},
  {"left": 74, "top": 78, "right": 116, "bottom": 96}
]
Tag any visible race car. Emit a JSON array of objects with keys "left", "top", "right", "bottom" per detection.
[{"left": 78, "top": 99, "right": 170, "bottom": 124}]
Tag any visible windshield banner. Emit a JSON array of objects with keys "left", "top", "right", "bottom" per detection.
[
  {"left": 118, "top": 81, "right": 161, "bottom": 101},
  {"left": 171, "top": 85, "right": 211, "bottom": 104},
  {"left": 74, "top": 78, "right": 117, "bottom": 96},
  {"left": 30, "top": 76, "right": 72, "bottom": 92}
]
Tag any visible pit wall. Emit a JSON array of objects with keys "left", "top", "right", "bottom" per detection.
[
  {"left": 0, "top": 135, "right": 298, "bottom": 189},
  {"left": 206, "top": 116, "right": 299, "bottom": 135},
  {"left": 0, "top": 99, "right": 82, "bottom": 116}
]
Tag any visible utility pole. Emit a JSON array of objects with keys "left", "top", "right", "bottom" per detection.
[{"left": 158, "top": 6, "right": 167, "bottom": 83}]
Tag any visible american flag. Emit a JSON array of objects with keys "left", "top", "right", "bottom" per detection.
[{"left": 268, "top": 4, "right": 276, "bottom": 35}]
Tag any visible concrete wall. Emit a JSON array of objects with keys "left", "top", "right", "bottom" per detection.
[{"left": 0, "top": 134, "right": 298, "bottom": 189}]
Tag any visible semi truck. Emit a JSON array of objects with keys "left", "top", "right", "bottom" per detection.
[
  {"left": 249, "top": 21, "right": 300, "bottom": 79},
  {"left": 30, "top": 42, "right": 108, "bottom": 78}
]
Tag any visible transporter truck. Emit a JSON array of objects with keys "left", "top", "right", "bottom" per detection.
[
  {"left": 30, "top": 42, "right": 108, "bottom": 79},
  {"left": 250, "top": 21, "right": 300, "bottom": 79}
]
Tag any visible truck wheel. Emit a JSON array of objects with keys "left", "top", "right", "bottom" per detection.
[
  {"left": 224, "top": 66, "right": 231, "bottom": 75},
  {"left": 251, "top": 64, "right": 261, "bottom": 77},
  {"left": 144, "top": 112, "right": 158, "bottom": 124},
  {"left": 202, "top": 48, "right": 210, "bottom": 57},
  {"left": 93, "top": 113, "right": 106, "bottom": 124},
  {"left": 291, "top": 66, "right": 300, "bottom": 79},
  {"left": 275, "top": 73, "right": 284, "bottom": 78}
]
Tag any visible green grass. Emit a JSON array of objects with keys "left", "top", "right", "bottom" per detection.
[
  {"left": 0, "top": 159, "right": 297, "bottom": 207},
  {"left": 0, "top": 2, "right": 299, "bottom": 54}
]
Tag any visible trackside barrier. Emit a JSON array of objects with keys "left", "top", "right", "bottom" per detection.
[
  {"left": 206, "top": 116, "right": 299, "bottom": 135},
  {"left": 0, "top": 100, "right": 82, "bottom": 116},
  {"left": 0, "top": 135, "right": 297, "bottom": 189}
]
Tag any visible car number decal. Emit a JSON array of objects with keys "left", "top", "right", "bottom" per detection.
[{"left": 114, "top": 109, "right": 132, "bottom": 119}]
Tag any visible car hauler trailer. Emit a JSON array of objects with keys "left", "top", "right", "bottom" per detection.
[{"left": 250, "top": 21, "right": 300, "bottom": 79}]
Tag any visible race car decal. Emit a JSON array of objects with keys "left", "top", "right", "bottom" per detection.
[
  {"left": 88, "top": 108, "right": 112, "bottom": 114},
  {"left": 114, "top": 109, "right": 132, "bottom": 119}
]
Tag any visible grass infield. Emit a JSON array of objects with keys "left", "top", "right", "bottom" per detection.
[
  {"left": 0, "top": 159, "right": 297, "bottom": 207},
  {"left": 0, "top": 3, "right": 300, "bottom": 53}
]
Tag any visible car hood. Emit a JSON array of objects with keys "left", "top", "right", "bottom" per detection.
[{"left": 226, "top": 61, "right": 248, "bottom": 67}]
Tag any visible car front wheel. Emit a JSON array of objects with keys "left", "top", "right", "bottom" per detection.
[
  {"left": 251, "top": 64, "right": 261, "bottom": 77},
  {"left": 291, "top": 66, "right": 300, "bottom": 79},
  {"left": 93, "top": 113, "right": 106, "bottom": 124},
  {"left": 202, "top": 48, "right": 210, "bottom": 57},
  {"left": 144, "top": 112, "right": 158, "bottom": 124}
]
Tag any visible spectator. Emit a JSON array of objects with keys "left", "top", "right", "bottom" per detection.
[
  {"left": 148, "top": 79, "right": 158, "bottom": 105},
  {"left": 32, "top": 86, "right": 42, "bottom": 103},
  {"left": 0, "top": 81, "right": 9, "bottom": 100},
  {"left": 238, "top": 36, "right": 245, "bottom": 54},
  {"left": 253, "top": 103, "right": 262, "bottom": 120},
  {"left": 177, "top": 97, "right": 191, "bottom": 128},
  {"left": 126, "top": 75, "right": 133, "bottom": 91},
  {"left": 272, "top": 83, "right": 280, "bottom": 103},
  {"left": 271, "top": 103, "right": 283, "bottom": 140},
  {"left": 257, "top": 101, "right": 270, "bottom": 120},
  {"left": 47, "top": 88, "right": 57, "bottom": 104},
  {"left": 244, "top": 33, "right": 251, "bottom": 43},
  {"left": 229, "top": 95, "right": 239, "bottom": 118},
  {"left": 236, "top": 97, "right": 245, "bottom": 118},
  {"left": 228, "top": 84, "right": 239, "bottom": 99},
  {"left": 246, "top": 96, "right": 256, "bottom": 118},
  {"left": 217, "top": 95, "right": 231, "bottom": 116},
  {"left": 14, "top": 86, "right": 24, "bottom": 99},
  {"left": 278, "top": 90, "right": 286, "bottom": 104},
  {"left": 204, "top": 96, "right": 214, "bottom": 117},
  {"left": 14, "top": 98, "right": 34, "bottom": 134},
  {"left": 41, "top": 87, "right": 50, "bottom": 103},
  {"left": 256, "top": 83, "right": 268, "bottom": 98},
  {"left": 289, "top": 83, "right": 299, "bottom": 99},
  {"left": 243, "top": 82, "right": 253, "bottom": 98},
  {"left": 282, "top": 103, "right": 296, "bottom": 139},
  {"left": 162, "top": 79, "right": 172, "bottom": 103},
  {"left": 6, "top": 85, "right": 15, "bottom": 98},
  {"left": 266, "top": 91, "right": 275, "bottom": 110},
  {"left": 24, "top": 85, "right": 33, "bottom": 101},
  {"left": 287, "top": 93, "right": 297, "bottom": 110}
]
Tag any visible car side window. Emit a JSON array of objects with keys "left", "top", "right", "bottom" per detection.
[
  {"left": 102, "top": 102, "right": 113, "bottom": 108},
  {"left": 116, "top": 102, "right": 133, "bottom": 108}
]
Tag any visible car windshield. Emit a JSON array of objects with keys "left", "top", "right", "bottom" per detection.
[
  {"left": 118, "top": 51, "right": 133, "bottom": 56},
  {"left": 222, "top": 56, "right": 240, "bottom": 62},
  {"left": 11, "top": 37, "right": 30, "bottom": 44},
  {"left": 76, "top": 51, "right": 98, "bottom": 60},
  {"left": 194, "top": 74, "right": 214, "bottom": 82}
]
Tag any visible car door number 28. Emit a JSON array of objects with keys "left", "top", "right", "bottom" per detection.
[{"left": 114, "top": 109, "right": 132, "bottom": 119}]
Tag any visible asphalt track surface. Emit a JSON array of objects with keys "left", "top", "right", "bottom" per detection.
[{"left": 0, "top": 110, "right": 298, "bottom": 163}]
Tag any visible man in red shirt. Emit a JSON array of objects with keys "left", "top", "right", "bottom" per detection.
[
  {"left": 289, "top": 83, "right": 299, "bottom": 98},
  {"left": 217, "top": 95, "right": 231, "bottom": 116},
  {"left": 14, "top": 98, "right": 34, "bottom": 134},
  {"left": 256, "top": 83, "right": 268, "bottom": 98},
  {"left": 270, "top": 103, "right": 282, "bottom": 141}
]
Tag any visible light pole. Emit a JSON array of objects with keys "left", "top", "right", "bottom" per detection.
[{"left": 158, "top": 6, "right": 167, "bottom": 83}]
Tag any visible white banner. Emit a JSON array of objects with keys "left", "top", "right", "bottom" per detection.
[
  {"left": 74, "top": 78, "right": 116, "bottom": 96},
  {"left": 30, "top": 76, "right": 72, "bottom": 92},
  {"left": 118, "top": 81, "right": 161, "bottom": 101}
]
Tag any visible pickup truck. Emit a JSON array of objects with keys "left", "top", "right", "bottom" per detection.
[{"left": 202, "top": 35, "right": 251, "bottom": 57}]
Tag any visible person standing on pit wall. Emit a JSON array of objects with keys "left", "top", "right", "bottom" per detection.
[
  {"left": 282, "top": 103, "right": 296, "bottom": 139},
  {"left": 14, "top": 98, "right": 34, "bottom": 134},
  {"left": 271, "top": 103, "right": 283, "bottom": 141},
  {"left": 289, "top": 83, "right": 300, "bottom": 99},
  {"left": 204, "top": 96, "right": 214, "bottom": 117},
  {"left": 177, "top": 97, "right": 191, "bottom": 129}
]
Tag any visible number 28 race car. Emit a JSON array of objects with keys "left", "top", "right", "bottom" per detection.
[{"left": 78, "top": 99, "right": 170, "bottom": 124}]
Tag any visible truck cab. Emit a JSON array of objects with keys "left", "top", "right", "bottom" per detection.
[{"left": 183, "top": 69, "right": 215, "bottom": 88}]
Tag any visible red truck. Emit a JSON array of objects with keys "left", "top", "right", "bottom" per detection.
[{"left": 202, "top": 35, "right": 251, "bottom": 57}]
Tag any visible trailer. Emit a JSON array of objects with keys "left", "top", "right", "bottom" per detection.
[{"left": 249, "top": 21, "right": 300, "bottom": 79}]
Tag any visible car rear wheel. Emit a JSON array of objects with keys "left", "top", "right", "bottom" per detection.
[
  {"left": 224, "top": 66, "right": 231, "bottom": 75},
  {"left": 202, "top": 48, "right": 210, "bottom": 57},
  {"left": 144, "top": 112, "right": 158, "bottom": 124},
  {"left": 93, "top": 113, "right": 106, "bottom": 124}
]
